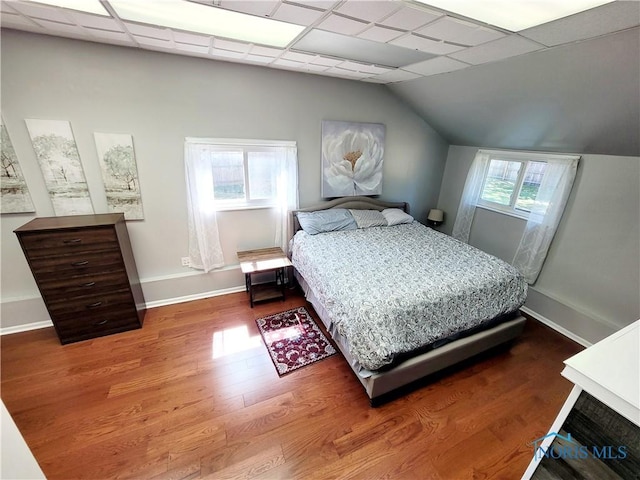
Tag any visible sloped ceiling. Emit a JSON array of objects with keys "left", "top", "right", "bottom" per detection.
[{"left": 389, "top": 26, "right": 640, "bottom": 156}]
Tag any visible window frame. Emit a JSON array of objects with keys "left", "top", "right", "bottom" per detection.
[
  {"left": 476, "top": 151, "right": 547, "bottom": 220},
  {"left": 185, "top": 137, "right": 295, "bottom": 211}
]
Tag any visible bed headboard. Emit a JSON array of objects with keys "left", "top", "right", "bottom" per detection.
[{"left": 291, "top": 196, "right": 410, "bottom": 233}]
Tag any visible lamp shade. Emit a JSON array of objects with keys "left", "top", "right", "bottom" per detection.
[{"left": 427, "top": 209, "right": 444, "bottom": 223}]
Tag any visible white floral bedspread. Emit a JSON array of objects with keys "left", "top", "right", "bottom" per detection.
[{"left": 291, "top": 222, "right": 527, "bottom": 371}]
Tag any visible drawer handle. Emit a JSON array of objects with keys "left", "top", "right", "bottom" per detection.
[
  {"left": 86, "top": 301, "right": 103, "bottom": 309},
  {"left": 63, "top": 238, "right": 82, "bottom": 244},
  {"left": 72, "top": 260, "right": 89, "bottom": 267},
  {"left": 94, "top": 319, "right": 108, "bottom": 326},
  {"left": 81, "top": 282, "right": 96, "bottom": 288}
]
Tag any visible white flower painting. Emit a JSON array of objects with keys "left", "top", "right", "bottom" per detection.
[
  {"left": 321, "top": 121, "right": 385, "bottom": 197},
  {"left": 1, "top": 118, "right": 35, "bottom": 214},
  {"left": 25, "top": 119, "right": 93, "bottom": 216},
  {"left": 94, "top": 133, "right": 144, "bottom": 220}
]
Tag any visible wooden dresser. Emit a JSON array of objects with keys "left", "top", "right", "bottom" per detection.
[{"left": 15, "top": 214, "right": 146, "bottom": 344}]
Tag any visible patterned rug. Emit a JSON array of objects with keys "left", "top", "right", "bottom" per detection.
[{"left": 256, "top": 307, "right": 336, "bottom": 376}]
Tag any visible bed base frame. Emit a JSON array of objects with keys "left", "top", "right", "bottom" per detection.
[{"left": 290, "top": 196, "right": 527, "bottom": 405}]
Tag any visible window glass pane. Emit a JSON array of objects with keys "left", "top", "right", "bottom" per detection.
[
  {"left": 516, "top": 161, "right": 547, "bottom": 212},
  {"left": 247, "top": 151, "right": 277, "bottom": 200},
  {"left": 480, "top": 159, "right": 522, "bottom": 206},
  {"left": 211, "top": 151, "right": 245, "bottom": 200}
]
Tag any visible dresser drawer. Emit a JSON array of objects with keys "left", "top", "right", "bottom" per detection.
[
  {"left": 19, "top": 227, "right": 119, "bottom": 257},
  {"left": 47, "top": 290, "right": 134, "bottom": 317},
  {"left": 54, "top": 306, "right": 141, "bottom": 344},
  {"left": 27, "top": 251, "right": 125, "bottom": 278},
  {"left": 38, "top": 271, "right": 130, "bottom": 303}
]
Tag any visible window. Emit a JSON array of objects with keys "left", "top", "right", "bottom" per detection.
[
  {"left": 477, "top": 153, "right": 549, "bottom": 218},
  {"left": 186, "top": 138, "right": 294, "bottom": 210}
]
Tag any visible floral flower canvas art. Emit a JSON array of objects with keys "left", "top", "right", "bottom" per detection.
[{"left": 321, "top": 120, "right": 385, "bottom": 197}]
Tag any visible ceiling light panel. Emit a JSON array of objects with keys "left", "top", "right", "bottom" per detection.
[
  {"left": 110, "top": 0, "right": 305, "bottom": 48},
  {"left": 402, "top": 56, "right": 469, "bottom": 76},
  {"left": 67, "top": 11, "right": 123, "bottom": 31},
  {"left": 25, "top": 0, "right": 109, "bottom": 16},
  {"left": 334, "top": 0, "right": 402, "bottom": 23},
  {"left": 415, "top": 0, "right": 615, "bottom": 31},
  {"left": 294, "top": 29, "right": 436, "bottom": 68}
]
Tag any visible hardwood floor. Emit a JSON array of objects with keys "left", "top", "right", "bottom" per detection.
[{"left": 1, "top": 290, "right": 582, "bottom": 479}]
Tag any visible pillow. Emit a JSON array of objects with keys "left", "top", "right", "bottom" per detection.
[
  {"left": 349, "top": 209, "right": 388, "bottom": 229},
  {"left": 296, "top": 209, "right": 357, "bottom": 235},
  {"left": 382, "top": 208, "right": 414, "bottom": 226}
]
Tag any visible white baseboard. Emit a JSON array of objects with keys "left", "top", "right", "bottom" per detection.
[
  {"left": 520, "top": 306, "right": 591, "bottom": 347},
  {"left": 0, "top": 320, "right": 54, "bottom": 336},
  {"left": 145, "top": 285, "right": 245, "bottom": 309},
  {"left": 0, "top": 285, "right": 246, "bottom": 336}
]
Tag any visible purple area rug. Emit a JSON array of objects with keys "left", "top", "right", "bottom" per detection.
[{"left": 256, "top": 307, "right": 336, "bottom": 376}]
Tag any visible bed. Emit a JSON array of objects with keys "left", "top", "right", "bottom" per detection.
[{"left": 290, "top": 196, "right": 528, "bottom": 406}]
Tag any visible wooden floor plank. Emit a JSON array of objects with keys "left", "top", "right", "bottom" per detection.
[{"left": 1, "top": 290, "right": 582, "bottom": 479}]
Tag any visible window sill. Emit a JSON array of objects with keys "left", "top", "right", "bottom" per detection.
[
  {"left": 215, "top": 204, "right": 277, "bottom": 213},
  {"left": 476, "top": 204, "right": 529, "bottom": 221}
]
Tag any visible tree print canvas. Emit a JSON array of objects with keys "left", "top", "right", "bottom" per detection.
[
  {"left": 94, "top": 132, "right": 144, "bottom": 220},
  {"left": 25, "top": 119, "right": 93, "bottom": 216},
  {"left": 321, "top": 120, "right": 385, "bottom": 197},
  {"left": 1, "top": 118, "right": 35, "bottom": 214}
]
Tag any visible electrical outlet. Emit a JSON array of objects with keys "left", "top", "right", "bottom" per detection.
[{"left": 181, "top": 257, "right": 190, "bottom": 267}]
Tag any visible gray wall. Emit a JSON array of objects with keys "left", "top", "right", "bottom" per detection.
[
  {"left": 438, "top": 145, "right": 640, "bottom": 343},
  {"left": 0, "top": 30, "right": 448, "bottom": 328}
]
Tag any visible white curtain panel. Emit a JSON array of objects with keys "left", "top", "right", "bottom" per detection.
[
  {"left": 513, "top": 157, "right": 579, "bottom": 284},
  {"left": 184, "top": 142, "right": 225, "bottom": 272},
  {"left": 274, "top": 145, "right": 299, "bottom": 254},
  {"left": 451, "top": 150, "right": 491, "bottom": 242}
]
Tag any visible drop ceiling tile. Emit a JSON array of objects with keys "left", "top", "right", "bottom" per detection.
[
  {"left": 379, "top": 6, "right": 442, "bottom": 31},
  {"left": 134, "top": 35, "right": 172, "bottom": 48},
  {"left": 214, "top": 38, "right": 250, "bottom": 53},
  {"left": 210, "top": 48, "right": 246, "bottom": 59},
  {"left": 287, "top": 0, "right": 337, "bottom": 10},
  {"left": 316, "top": 13, "right": 368, "bottom": 35},
  {"left": 172, "top": 31, "right": 211, "bottom": 46},
  {"left": 87, "top": 28, "right": 132, "bottom": 43},
  {"left": 124, "top": 22, "right": 172, "bottom": 40},
  {"left": 0, "top": 12, "right": 41, "bottom": 29},
  {"left": 455, "top": 26, "right": 505, "bottom": 46},
  {"left": 175, "top": 42, "right": 210, "bottom": 55},
  {"left": 67, "top": 11, "right": 122, "bottom": 31},
  {"left": 357, "top": 25, "right": 404, "bottom": 42},
  {"left": 303, "top": 63, "right": 330, "bottom": 72},
  {"left": 339, "top": 61, "right": 391, "bottom": 75},
  {"left": 31, "top": 19, "right": 86, "bottom": 35},
  {"left": 309, "top": 56, "right": 343, "bottom": 67},
  {"left": 325, "top": 67, "right": 370, "bottom": 78},
  {"left": 335, "top": 0, "right": 401, "bottom": 23},
  {"left": 9, "top": 1, "right": 71, "bottom": 22},
  {"left": 402, "top": 56, "right": 469, "bottom": 76},
  {"left": 282, "top": 50, "right": 316, "bottom": 62},
  {"left": 218, "top": 1, "right": 278, "bottom": 17},
  {"left": 520, "top": 1, "right": 640, "bottom": 47},
  {"left": 370, "top": 68, "right": 422, "bottom": 83},
  {"left": 449, "top": 35, "right": 544, "bottom": 65},
  {"left": 245, "top": 54, "right": 274, "bottom": 64},
  {"left": 273, "top": 58, "right": 305, "bottom": 69},
  {"left": 416, "top": 16, "right": 477, "bottom": 41},
  {"left": 249, "top": 45, "right": 283, "bottom": 57},
  {"left": 0, "top": 2, "right": 18, "bottom": 14},
  {"left": 272, "top": 3, "right": 325, "bottom": 26},
  {"left": 390, "top": 34, "right": 465, "bottom": 55}
]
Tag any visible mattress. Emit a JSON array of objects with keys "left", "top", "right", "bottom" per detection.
[{"left": 290, "top": 222, "right": 527, "bottom": 373}]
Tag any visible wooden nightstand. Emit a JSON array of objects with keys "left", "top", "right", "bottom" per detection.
[{"left": 237, "top": 247, "right": 292, "bottom": 307}]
